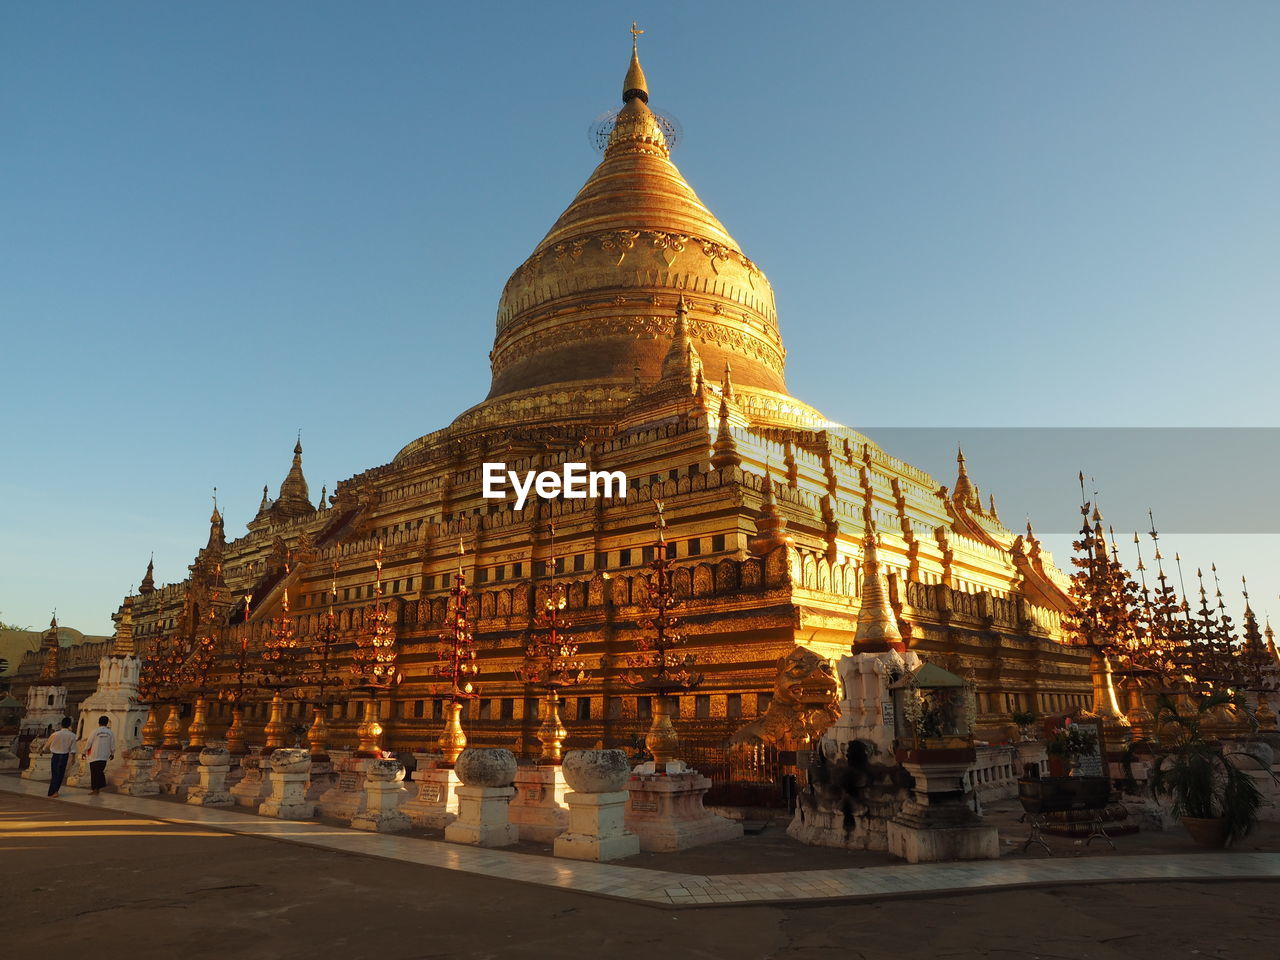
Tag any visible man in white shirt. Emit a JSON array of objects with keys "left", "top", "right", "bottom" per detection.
[
  {"left": 43, "top": 717, "right": 77, "bottom": 798},
  {"left": 84, "top": 715, "right": 117, "bottom": 796}
]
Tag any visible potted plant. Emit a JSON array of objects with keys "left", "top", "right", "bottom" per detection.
[
  {"left": 1010, "top": 709, "right": 1038, "bottom": 742},
  {"left": 1150, "top": 692, "right": 1270, "bottom": 848},
  {"left": 1045, "top": 723, "right": 1097, "bottom": 776}
]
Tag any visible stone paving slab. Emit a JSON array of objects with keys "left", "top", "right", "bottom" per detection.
[{"left": 5, "top": 774, "right": 1279, "bottom": 908}]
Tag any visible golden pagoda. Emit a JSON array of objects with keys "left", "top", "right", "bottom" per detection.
[{"left": 115, "top": 33, "right": 1092, "bottom": 757}]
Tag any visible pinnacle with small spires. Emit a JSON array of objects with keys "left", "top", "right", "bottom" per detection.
[
  {"left": 711, "top": 396, "right": 740, "bottom": 470},
  {"left": 853, "top": 521, "right": 905, "bottom": 653},
  {"left": 749, "top": 470, "right": 792, "bottom": 556},
  {"left": 139, "top": 554, "right": 156, "bottom": 595}
]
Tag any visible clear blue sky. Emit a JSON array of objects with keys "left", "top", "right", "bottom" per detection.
[{"left": 3, "top": 2, "right": 1278, "bottom": 635}]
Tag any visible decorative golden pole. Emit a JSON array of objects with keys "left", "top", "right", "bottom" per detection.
[
  {"left": 161, "top": 704, "right": 183, "bottom": 750},
  {"left": 299, "top": 564, "right": 342, "bottom": 761},
  {"left": 186, "top": 696, "right": 210, "bottom": 750},
  {"left": 350, "top": 543, "right": 399, "bottom": 757},
  {"left": 260, "top": 584, "right": 304, "bottom": 753},
  {"left": 517, "top": 522, "right": 587, "bottom": 764},
  {"left": 218, "top": 593, "right": 254, "bottom": 756},
  {"left": 307, "top": 705, "right": 331, "bottom": 759},
  {"left": 225, "top": 705, "right": 247, "bottom": 755},
  {"left": 178, "top": 577, "right": 221, "bottom": 752},
  {"left": 1062, "top": 478, "right": 1138, "bottom": 741},
  {"left": 139, "top": 622, "right": 188, "bottom": 750},
  {"left": 263, "top": 693, "right": 288, "bottom": 750},
  {"left": 355, "top": 699, "right": 383, "bottom": 756},
  {"left": 435, "top": 542, "right": 478, "bottom": 765},
  {"left": 141, "top": 705, "right": 163, "bottom": 749},
  {"left": 624, "top": 501, "right": 701, "bottom": 766},
  {"left": 1238, "top": 579, "right": 1277, "bottom": 731}
]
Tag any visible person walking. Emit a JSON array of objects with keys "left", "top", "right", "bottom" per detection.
[
  {"left": 84, "top": 715, "right": 117, "bottom": 796},
  {"left": 43, "top": 717, "right": 77, "bottom": 798}
]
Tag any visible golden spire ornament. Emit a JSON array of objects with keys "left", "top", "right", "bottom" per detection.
[
  {"left": 436, "top": 541, "right": 478, "bottom": 765},
  {"left": 624, "top": 501, "right": 702, "bottom": 766},
  {"left": 178, "top": 563, "right": 225, "bottom": 752},
  {"left": 517, "top": 522, "right": 588, "bottom": 764},
  {"left": 297, "top": 563, "right": 342, "bottom": 760},
  {"left": 350, "top": 542, "right": 398, "bottom": 756}
]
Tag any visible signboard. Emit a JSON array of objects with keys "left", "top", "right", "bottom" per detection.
[
  {"left": 881, "top": 700, "right": 895, "bottom": 731},
  {"left": 1071, "top": 717, "right": 1106, "bottom": 778},
  {"left": 630, "top": 798, "right": 658, "bottom": 812},
  {"left": 420, "top": 783, "right": 442, "bottom": 803}
]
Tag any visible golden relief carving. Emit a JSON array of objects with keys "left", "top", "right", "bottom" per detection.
[
  {"left": 490, "top": 312, "right": 786, "bottom": 378},
  {"left": 502, "top": 228, "right": 770, "bottom": 299},
  {"left": 599, "top": 229, "right": 641, "bottom": 264},
  {"left": 553, "top": 237, "right": 589, "bottom": 261}
]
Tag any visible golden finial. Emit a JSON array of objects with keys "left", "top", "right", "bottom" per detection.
[
  {"left": 623, "top": 22, "right": 649, "bottom": 103},
  {"left": 953, "top": 446, "right": 976, "bottom": 504}
]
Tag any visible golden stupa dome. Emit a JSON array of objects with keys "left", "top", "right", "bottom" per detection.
[{"left": 485, "top": 41, "right": 786, "bottom": 405}]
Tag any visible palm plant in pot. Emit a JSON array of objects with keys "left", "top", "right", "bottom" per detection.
[{"left": 1150, "top": 692, "right": 1268, "bottom": 848}]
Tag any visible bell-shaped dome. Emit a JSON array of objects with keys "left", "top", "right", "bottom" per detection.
[{"left": 486, "top": 44, "right": 787, "bottom": 406}]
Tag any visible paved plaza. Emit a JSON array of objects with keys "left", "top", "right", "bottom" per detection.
[{"left": 4, "top": 776, "right": 1279, "bottom": 960}]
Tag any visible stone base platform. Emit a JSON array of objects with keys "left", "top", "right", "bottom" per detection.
[
  {"left": 509, "top": 765, "right": 569, "bottom": 843},
  {"left": 625, "top": 769, "right": 743, "bottom": 853},
  {"left": 886, "top": 819, "right": 999, "bottom": 864}
]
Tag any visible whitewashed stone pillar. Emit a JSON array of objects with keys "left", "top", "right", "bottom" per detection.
[
  {"left": 553, "top": 749, "right": 639, "bottom": 862},
  {"left": 444, "top": 748, "right": 517, "bottom": 848},
  {"left": 316, "top": 751, "right": 370, "bottom": 821},
  {"left": 21, "top": 741, "right": 53, "bottom": 783},
  {"left": 186, "top": 746, "right": 233, "bottom": 807},
  {"left": 351, "top": 758, "right": 409, "bottom": 832},
  {"left": 230, "top": 748, "right": 273, "bottom": 808},
  {"left": 401, "top": 751, "right": 462, "bottom": 829},
  {"left": 260, "top": 748, "right": 315, "bottom": 820},
  {"left": 509, "top": 764, "right": 569, "bottom": 843},
  {"left": 118, "top": 746, "right": 161, "bottom": 796}
]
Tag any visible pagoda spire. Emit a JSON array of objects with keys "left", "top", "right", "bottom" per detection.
[
  {"left": 953, "top": 447, "right": 976, "bottom": 507},
  {"left": 606, "top": 25, "right": 668, "bottom": 158},
  {"left": 111, "top": 595, "right": 136, "bottom": 658},
  {"left": 710, "top": 396, "right": 740, "bottom": 470},
  {"left": 271, "top": 435, "right": 314, "bottom": 519},
  {"left": 748, "top": 469, "right": 792, "bottom": 555},
  {"left": 1240, "top": 578, "right": 1264, "bottom": 654},
  {"left": 853, "top": 521, "right": 905, "bottom": 653},
  {"left": 660, "top": 296, "right": 703, "bottom": 391},
  {"left": 205, "top": 490, "right": 226, "bottom": 558},
  {"left": 37, "top": 614, "right": 60, "bottom": 684},
  {"left": 139, "top": 554, "right": 156, "bottom": 595},
  {"left": 722, "top": 361, "right": 735, "bottom": 402},
  {"left": 623, "top": 21, "right": 649, "bottom": 103}
]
